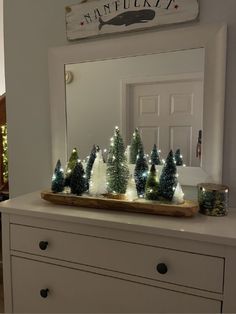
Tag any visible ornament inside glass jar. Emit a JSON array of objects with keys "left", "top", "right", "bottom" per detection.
[{"left": 198, "top": 183, "right": 229, "bottom": 217}]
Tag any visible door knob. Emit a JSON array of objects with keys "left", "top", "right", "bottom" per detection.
[
  {"left": 39, "top": 241, "right": 48, "bottom": 251},
  {"left": 40, "top": 289, "right": 49, "bottom": 298},
  {"left": 156, "top": 263, "right": 168, "bottom": 274}
]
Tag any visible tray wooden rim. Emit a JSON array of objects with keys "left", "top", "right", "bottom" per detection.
[{"left": 41, "top": 191, "right": 199, "bottom": 218}]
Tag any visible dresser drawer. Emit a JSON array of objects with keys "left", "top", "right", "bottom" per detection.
[
  {"left": 11, "top": 256, "right": 221, "bottom": 313},
  {"left": 10, "top": 224, "right": 224, "bottom": 293}
]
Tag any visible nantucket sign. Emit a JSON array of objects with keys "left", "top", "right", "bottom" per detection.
[{"left": 66, "top": 0, "right": 199, "bottom": 40}]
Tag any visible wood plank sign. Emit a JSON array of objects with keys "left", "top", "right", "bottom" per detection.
[{"left": 66, "top": 0, "right": 199, "bottom": 40}]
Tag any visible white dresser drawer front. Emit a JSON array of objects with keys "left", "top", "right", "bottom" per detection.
[
  {"left": 11, "top": 224, "right": 224, "bottom": 293},
  {"left": 11, "top": 256, "right": 221, "bottom": 313}
]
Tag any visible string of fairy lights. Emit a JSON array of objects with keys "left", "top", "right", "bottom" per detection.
[
  {"left": 1, "top": 124, "right": 8, "bottom": 184},
  {"left": 52, "top": 126, "right": 186, "bottom": 204}
]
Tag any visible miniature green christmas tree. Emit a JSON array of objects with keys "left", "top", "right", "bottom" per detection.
[
  {"left": 106, "top": 127, "right": 129, "bottom": 194},
  {"left": 175, "top": 149, "right": 183, "bottom": 166},
  {"left": 145, "top": 164, "right": 159, "bottom": 200},
  {"left": 130, "top": 128, "right": 144, "bottom": 164},
  {"left": 150, "top": 144, "right": 161, "bottom": 165},
  {"left": 159, "top": 150, "right": 177, "bottom": 201},
  {"left": 51, "top": 160, "right": 65, "bottom": 193},
  {"left": 70, "top": 160, "right": 86, "bottom": 196},
  {"left": 65, "top": 148, "right": 79, "bottom": 187},
  {"left": 85, "top": 144, "right": 99, "bottom": 191},
  {"left": 134, "top": 147, "right": 149, "bottom": 197}
]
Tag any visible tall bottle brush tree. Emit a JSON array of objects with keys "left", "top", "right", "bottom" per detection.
[
  {"left": 106, "top": 127, "right": 129, "bottom": 194},
  {"left": 159, "top": 150, "right": 177, "bottom": 201},
  {"left": 51, "top": 160, "right": 65, "bottom": 193},
  {"left": 134, "top": 147, "right": 149, "bottom": 197},
  {"left": 70, "top": 160, "right": 87, "bottom": 196},
  {"left": 85, "top": 144, "right": 99, "bottom": 190},
  {"left": 175, "top": 149, "right": 183, "bottom": 166},
  {"left": 145, "top": 164, "right": 159, "bottom": 200},
  {"left": 65, "top": 148, "right": 79, "bottom": 187},
  {"left": 130, "top": 128, "right": 144, "bottom": 164},
  {"left": 150, "top": 144, "right": 161, "bottom": 165}
]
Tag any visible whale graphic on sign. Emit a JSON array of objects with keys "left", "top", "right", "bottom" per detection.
[{"left": 98, "top": 9, "right": 156, "bottom": 31}]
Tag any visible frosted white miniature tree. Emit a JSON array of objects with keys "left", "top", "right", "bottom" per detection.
[
  {"left": 173, "top": 182, "right": 185, "bottom": 204},
  {"left": 89, "top": 151, "right": 107, "bottom": 196}
]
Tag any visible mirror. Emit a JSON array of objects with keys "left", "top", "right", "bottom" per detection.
[
  {"left": 66, "top": 48, "right": 205, "bottom": 167},
  {"left": 49, "top": 23, "right": 226, "bottom": 185}
]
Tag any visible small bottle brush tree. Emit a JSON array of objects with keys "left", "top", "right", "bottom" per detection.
[
  {"left": 150, "top": 144, "right": 161, "bottom": 165},
  {"left": 85, "top": 144, "right": 99, "bottom": 191},
  {"left": 175, "top": 149, "right": 183, "bottom": 166},
  {"left": 130, "top": 128, "right": 143, "bottom": 164},
  {"left": 51, "top": 160, "right": 65, "bottom": 193},
  {"left": 145, "top": 164, "right": 159, "bottom": 200},
  {"left": 89, "top": 151, "right": 107, "bottom": 196},
  {"left": 65, "top": 148, "right": 79, "bottom": 187},
  {"left": 106, "top": 127, "right": 129, "bottom": 195},
  {"left": 159, "top": 150, "right": 177, "bottom": 201},
  {"left": 70, "top": 160, "right": 86, "bottom": 196},
  {"left": 126, "top": 174, "right": 138, "bottom": 201},
  {"left": 173, "top": 182, "right": 184, "bottom": 204},
  {"left": 134, "top": 147, "right": 149, "bottom": 197}
]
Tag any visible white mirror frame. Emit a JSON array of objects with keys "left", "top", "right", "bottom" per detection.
[{"left": 48, "top": 23, "right": 227, "bottom": 186}]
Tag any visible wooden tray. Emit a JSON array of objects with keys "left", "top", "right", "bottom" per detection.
[{"left": 41, "top": 191, "right": 199, "bottom": 218}]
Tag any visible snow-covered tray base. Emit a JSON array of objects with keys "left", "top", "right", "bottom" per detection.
[{"left": 41, "top": 191, "right": 199, "bottom": 218}]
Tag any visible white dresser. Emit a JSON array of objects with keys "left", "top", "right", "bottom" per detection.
[{"left": 1, "top": 191, "right": 236, "bottom": 313}]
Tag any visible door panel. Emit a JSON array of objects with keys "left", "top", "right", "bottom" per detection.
[{"left": 129, "top": 77, "right": 203, "bottom": 166}]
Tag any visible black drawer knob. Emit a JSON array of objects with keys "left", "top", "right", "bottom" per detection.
[
  {"left": 39, "top": 241, "right": 48, "bottom": 251},
  {"left": 157, "top": 263, "right": 168, "bottom": 274},
  {"left": 40, "top": 289, "right": 49, "bottom": 298}
]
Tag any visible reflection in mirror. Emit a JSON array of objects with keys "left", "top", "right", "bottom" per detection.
[{"left": 65, "top": 48, "right": 205, "bottom": 167}]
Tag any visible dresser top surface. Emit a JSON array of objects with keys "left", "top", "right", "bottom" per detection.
[{"left": 0, "top": 191, "right": 235, "bottom": 246}]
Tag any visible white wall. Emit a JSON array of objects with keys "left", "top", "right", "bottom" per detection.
[
  {"left": 0, "top": 0, "right": 5, "bottom": 95},
  {"left": 4, "top": 0, "right": 236, "bottom": 206},
  {"left": 66, "top": 49, "right": 204, "bottom": 158}
]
